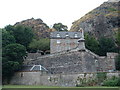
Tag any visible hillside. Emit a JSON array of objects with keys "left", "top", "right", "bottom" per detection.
[
  {"left": 70, "top": 1, "right": 120, "bottom": 39},
  {"left": 14, "top": 18, "right": 51, "bottom": 39}
]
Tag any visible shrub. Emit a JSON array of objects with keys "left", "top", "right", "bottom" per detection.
[
  {"left": 97, "top": 72, "right": 107, "bottom": 83},
  {"left": 115, "top": 54, "right": 120, "bottom": 70},
  {"left": 103, "top": 77, "right": 120, "bottom": 86}
]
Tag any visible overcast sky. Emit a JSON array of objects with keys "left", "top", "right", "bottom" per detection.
[{"left": 0, "top": 0, "right": 108, "bottom": 29}]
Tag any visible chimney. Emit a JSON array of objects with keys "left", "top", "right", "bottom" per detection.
[{"left": 77, "top": 28, "right": 85, "bottom": 51}]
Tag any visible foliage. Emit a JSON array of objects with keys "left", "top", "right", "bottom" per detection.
[
  {"left": 108, "top": 8, "right": 117, "bottom": 12},
  {"left": 115, "top": 29, "right": 120, "bottom": 71},
  {"left": 103, "top": 76, "right": 120, "bottom": 86},
  {"left": 115, "top": 54, "right": 120, "bottom": 70},
  {"left": 96, "top": 72, "right": 107, "bottom": 83},
  {"left": 98, "top": 37, "right": 117, "bottom": 56},
  {"left": 76, "top": 77, "right": 98, "bottom": 87},
  {"left": 2, "top": 43, "right": 26, "bottom": 82},
  {"left": 3, "top": 43, "right": 26, "bottom": 64},
  {"left": 29, "top": 38, "right": 50, "bottom": 52},
  {"left": 85, "top": 33, "right": 99, "bottom": 55},
  {"left": 5, "top": 25, "right": 15, "bottom": 35},
  {"left": 13, "top": 25, "right": 34, "bottom": 48},
  {"left": 2, "top": 29, "right": 16, "bottom": 47},
  {"left": 5, "top": 25, "right": 34, "bottom": 49},
  {"left": 53, "top": 23, "right": 68, "bottom": 31},
  {"left": 2, "top": 25, "right": 34, "bottom": 83},
  {"left": 85, "top": 33, "right": 117, "bottom": 56},
  {"left": 116, "top": 29, "right": 120, "bottom": 51},
  {"left": 2, "top": 59, "right": 20, "bottom": 80}
]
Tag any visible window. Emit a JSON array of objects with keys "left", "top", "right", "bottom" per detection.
[
  {"left": 57, "top": 40, "right": 60, "bottom": 44},
  {"left": 66, "top": 33, "right": 69, "bottom": 37},
  {"left": 57, "top": 33, "right": 60, "bottom": 37},
  {"left": 74, "top": 34, "right": 78, "bottom": 38}
]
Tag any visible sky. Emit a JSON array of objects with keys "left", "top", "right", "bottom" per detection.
[{"left": 0, "top": 0, "right": 108, "bottom": 29}]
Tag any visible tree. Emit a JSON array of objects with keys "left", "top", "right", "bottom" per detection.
[
  {"left": 2, "top": 29, "right": 16, "bottom": 47},
  {"left": 3, "top": 43, "right": 26, "bottom": 64},
  {"left": 85, "top": 33, "right": 117, "bottom": 56},
  {"left": 116, "top": 28, "right": 120, "bottom": 52},
  {"left": 2, "top": 43, "right": 26, "bottom": 82},
  {"left": 5, "top": 25, "right": 15, "bottom": 35},
  {"left": 53, "top": 23, "right": 68, "bottom": 31},
  {"left": 13, "top": 25, "right": 34, "bottom": 49},
  {"left": 2, "top": 59, "right": 20, "bottom": 81},
  {"left": 115, "top": 54, "right": 120, "bottom": 71},
  {"left": 115, "top": 29, "right": 120, "bottom": 71},
  {"left": 85, "top": 33, "right": 99, "bottom": 55},
  {"left": 29, "top": 38, "right": 50, "bottom": 53},
  {"left": 99, "top": 37, "right": 117, "bottom": 56}
]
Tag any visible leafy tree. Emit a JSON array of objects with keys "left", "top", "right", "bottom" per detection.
[
  {"left": 2, "top": 25, "right": 34, "bottom": 83},
  {"left": 99, "top": 37, "right": 117, "bottom": 56},
  {"left": 2, "top": 43, "right": 26, "bottom": 82},
  {"left": 28, "top": 39, "right": 38, "bottom": 52},
  {"left": 116, "top": 29, "right": 120, "bottom": 51},
  {"left": 29, "top": 38, "right": 50, "bottom": 53},
  {"left": 2, "top": 59, "right": 20, "bottom": 81},
  {"left": 85, "top": 33, "right": 99, "bottom": 55},
  {"left": 53, "top": 23, "right": 68, "bottom": 31},
  {"left": 115, "top": 29, "right": 120, "bottom": 71},
  {"left": 2, "top": 29, "right": 16, "bottom": 47},
  {"left": 85, "top": 33, "right": 117, "bottom": 56},
  {"left": 115, "top": 54, "right": 120, "bottom": 70},
  {"left": 5, "top": 25, "right": 15, "bottom": 35},
  {"left": 13, "top": 25, "right": 34, "bottom": 48},
  {"left": 3, "top": 43, "right": 26, "bottom": 64}
]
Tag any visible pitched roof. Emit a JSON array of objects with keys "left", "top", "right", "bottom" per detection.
[{"left": 50, "top": 31, "right": 82, "bottom": 39}]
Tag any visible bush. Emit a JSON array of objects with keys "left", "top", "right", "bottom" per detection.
[
  {"left": 103, "top": 77, "right": 120, "bottom": 86},
  {"left": 97, "top": 72, "right": 107, "bottom": 83},
  {"left": 29, "top": 38, "right": 50, "bottom": 52},
  {"left": 115, "top": 54, "right": 120, "bottom": 70}
]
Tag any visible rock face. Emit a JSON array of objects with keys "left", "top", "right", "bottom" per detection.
[
  {"left": 15, "top": 18, "right": 50, "bottom": 39},
  {"left": 108, "top": 0, "right": 120, "bottom": 2},
  {"left": 70, "top": 1, "right": 120, "bottom": 39}
]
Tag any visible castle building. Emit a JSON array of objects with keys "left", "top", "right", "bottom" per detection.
[
  {"left": 50, "top": 29, "right": 85, "bottom": 53},
  {"left": 10, "top": 29, "right": 119, "bottom": 86}
]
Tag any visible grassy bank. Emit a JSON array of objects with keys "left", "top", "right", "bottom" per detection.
[{"left": 2, "top": 85, "right": 119, "bottom": 88}]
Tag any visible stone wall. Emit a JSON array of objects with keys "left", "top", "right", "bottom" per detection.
[
  {"left": 26, "top": 53, "right": 41, "bottom": 60},
  {"left": 50, "top": 39, "right": 79, "bottom": 53},
  {"left": 24, "top": 49, "right": 118, "bottom": 74},
  {"left": 11, "top": 49, "right": 118, "bottom": 86},
  {"left": 10, "top": 72, "right": 120, "bottom": 86}
]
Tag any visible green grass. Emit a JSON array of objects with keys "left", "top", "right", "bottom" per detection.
[{"left": 2, "top": 85, "right": 119, "bottom": 88}]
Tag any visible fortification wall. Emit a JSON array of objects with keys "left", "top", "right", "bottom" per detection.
[
  {"left": 10, "top": 72, "right": 120, "bottom": 86},
  {"left": 24, "top": 50, "right": 117, "bottom": 74}
]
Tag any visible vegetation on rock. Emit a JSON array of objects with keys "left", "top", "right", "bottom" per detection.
[
  {"left": 70, "top": 1, "right": 119, "bottom": 40},
  {"left": 53, "top": 23, "right": 68, "bottom": 32},
  {"left": 14, "top": 18, "right": 50, "bottom": 39}
]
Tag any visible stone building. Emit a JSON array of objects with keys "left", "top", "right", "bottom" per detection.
[
  {"left": 50, "top": 28, "right": 85, "bottom": 53},
  {"left": 23, "top": 28, "right": 118, "bottom": 74},
  {"left": 9, "top": 28, "right": 119, "bottom": 86}
]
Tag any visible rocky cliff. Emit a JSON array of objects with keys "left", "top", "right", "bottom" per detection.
[
  {"left": 70, "top": 1, "right": 120, "bottom": 39},
  {"left": 15, "top": 18, "right": 51, "bottom": 39}
]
